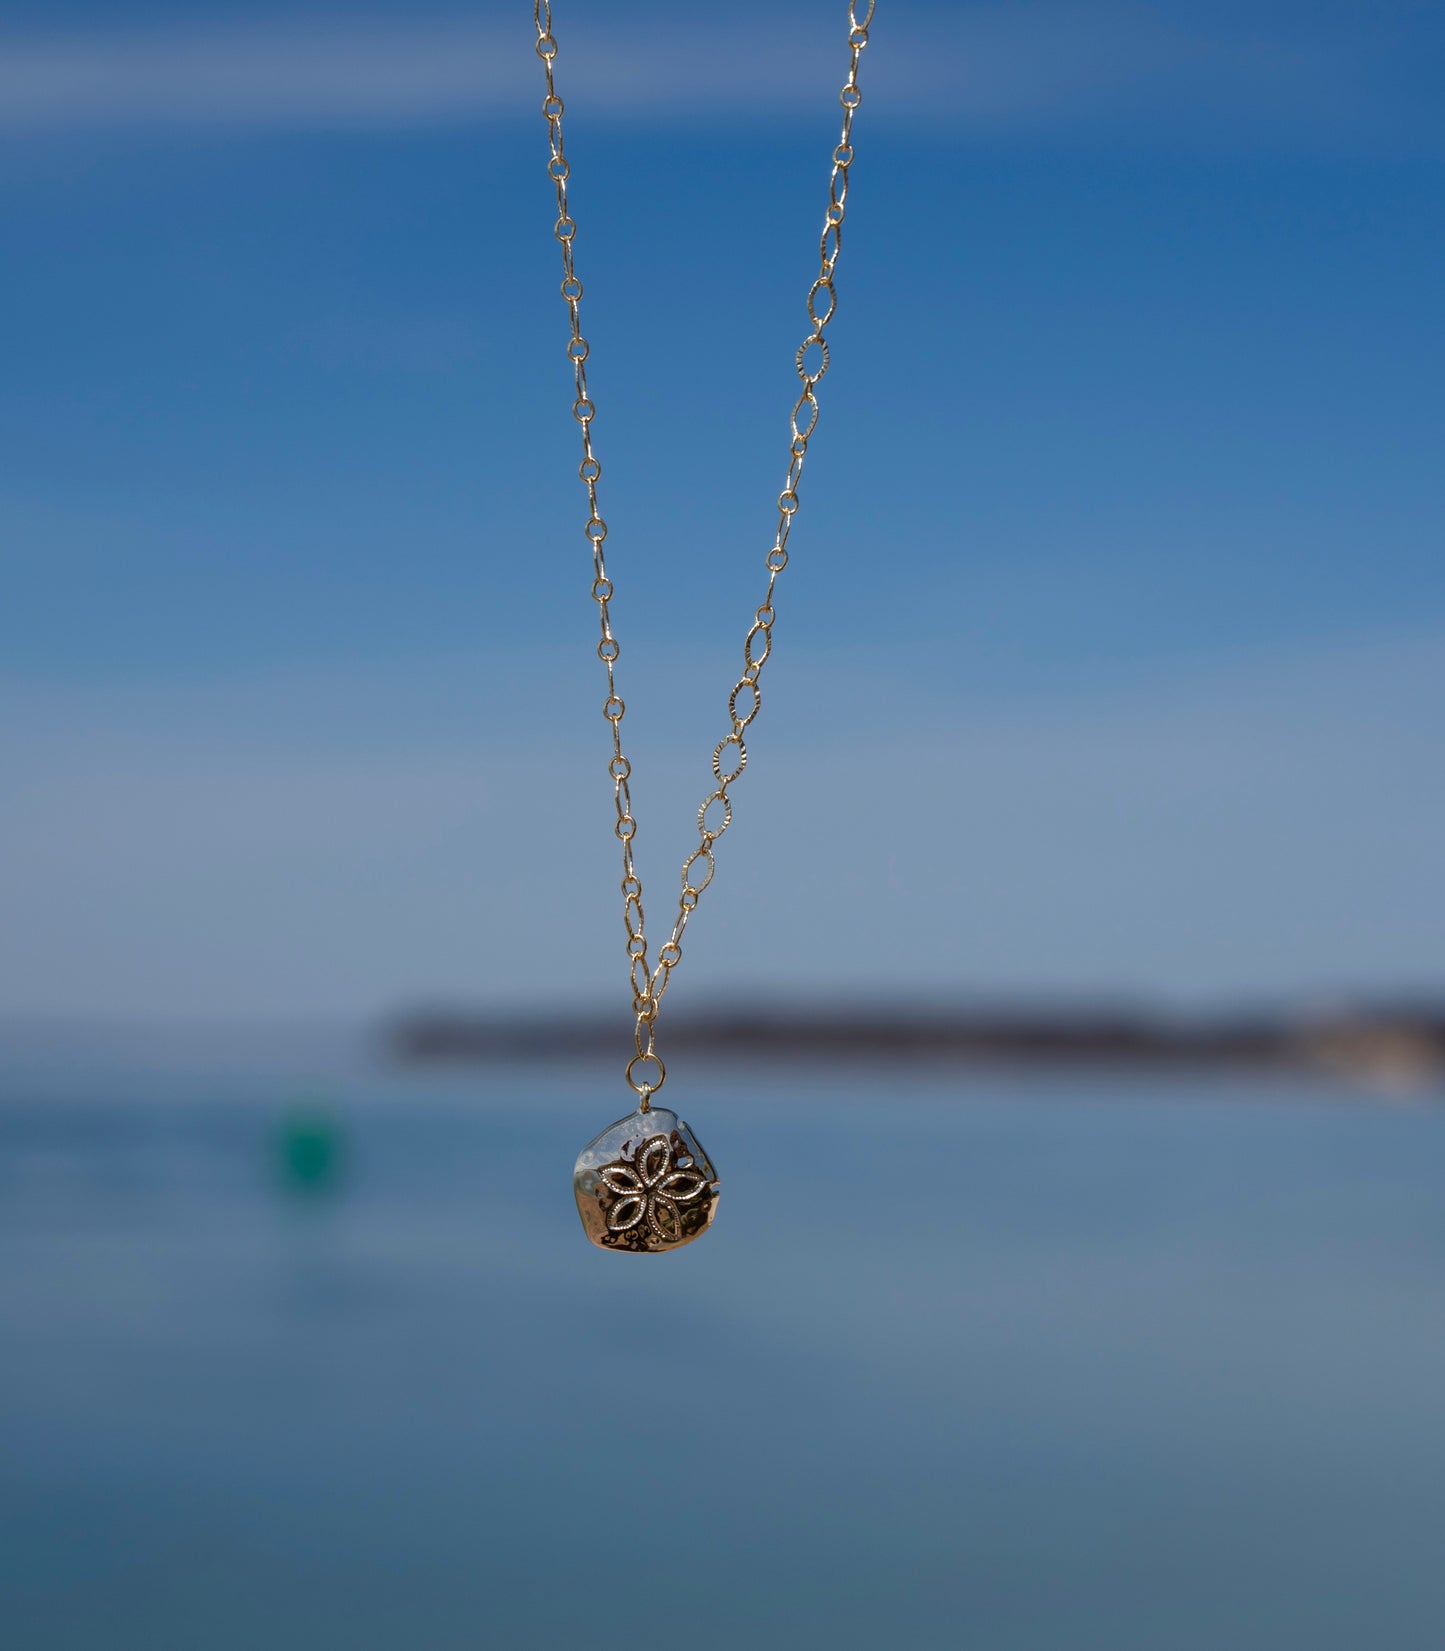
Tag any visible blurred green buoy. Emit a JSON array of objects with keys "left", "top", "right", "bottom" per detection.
[{"left": 275, "top": 1102, "right": 345, "bottom": 1193}]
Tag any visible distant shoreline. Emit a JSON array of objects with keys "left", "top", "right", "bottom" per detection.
[{"left": 389, "top": 1004, "right": 1445, "bottom": 1092}]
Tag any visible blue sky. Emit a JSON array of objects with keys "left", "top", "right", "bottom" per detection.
[{"left": 3, "top": 1, "right": 1443, "bottom": 1020}]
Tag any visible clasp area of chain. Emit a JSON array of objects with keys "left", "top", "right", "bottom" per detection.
[{"left": 627, "top": 1000, "right": 665, "bottom": 1111}]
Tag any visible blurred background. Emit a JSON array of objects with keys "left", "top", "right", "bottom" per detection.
[{"left": 2, "top": 1, "right": 1443, "bottom": 1646}]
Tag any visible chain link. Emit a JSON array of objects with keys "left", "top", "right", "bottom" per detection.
[{"left": 533, "top": 1, "right": 874, "bottom": 1107}]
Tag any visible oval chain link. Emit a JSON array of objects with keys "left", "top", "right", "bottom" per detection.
[{"left": 534, "top": 1, "right": 874, "bottom": 1107}]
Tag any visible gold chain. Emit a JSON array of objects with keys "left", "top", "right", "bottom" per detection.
[{"left": 533, "top": 1, "right": 874, "bottom": 1109}]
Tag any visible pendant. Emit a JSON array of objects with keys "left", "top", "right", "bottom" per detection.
[{"left": 573, "top": 1107, "right": 720, "bottom": 1253}]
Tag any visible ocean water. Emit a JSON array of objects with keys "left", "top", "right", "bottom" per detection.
[{"left": 1, "top": 1045, "right": 1442, "bottom": 1649}]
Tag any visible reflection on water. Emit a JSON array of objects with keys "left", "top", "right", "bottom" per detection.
[{"left": 0, "top": 1049, "right": 1442, "bottom": 1650}]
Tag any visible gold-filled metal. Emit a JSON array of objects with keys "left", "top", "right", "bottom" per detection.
[
  {"left": 574, "top": 1109, "right": 720, "bottom": 1254},
  {"left": 536, "top": 3, "right": 873, "bottom": 1248}
]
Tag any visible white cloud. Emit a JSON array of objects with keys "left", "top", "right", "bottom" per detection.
[{"left": 0, "top": 6, "right": 1433, "bottom": 151}]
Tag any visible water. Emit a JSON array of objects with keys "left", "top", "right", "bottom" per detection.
[{"left": 1, "top": 1046, "right": 1442, "bottom": 1649}]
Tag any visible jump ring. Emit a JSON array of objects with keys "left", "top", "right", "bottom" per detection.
[{"left": 626, "top": 1052, "right": 666, "bottom": 1098}]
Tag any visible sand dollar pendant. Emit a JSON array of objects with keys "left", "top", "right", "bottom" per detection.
[{"left": 573, "top": 1106, "right": 720, "bottom": 1253}]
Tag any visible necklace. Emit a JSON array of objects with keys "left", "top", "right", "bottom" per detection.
[{"left": 532, "top": 2, "right": 876, "bottom": 1251}]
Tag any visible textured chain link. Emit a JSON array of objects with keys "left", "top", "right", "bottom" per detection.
[{"left": 533, "top": 0, "right": 874, "bottom": 1107}]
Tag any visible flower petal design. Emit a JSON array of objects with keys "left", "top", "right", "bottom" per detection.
[
  {"left": 606, "top": 1193, "right": 646, "bottom": 1232},
  {"left": 586, "top": 1120, "right": 716, "bottom": 1251},
  {"left": 647, "top": 1194, "right": 682, "bottom": 1243},
  {"left": 599, "top": 1163, "right": 643, "bottom": 1196},
  {"left": 656, "top": 1168, "right": 707, "bottom": 1203},
  {"left": 636, "top": 1134, "right": 673, "bottom": 1189}
]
